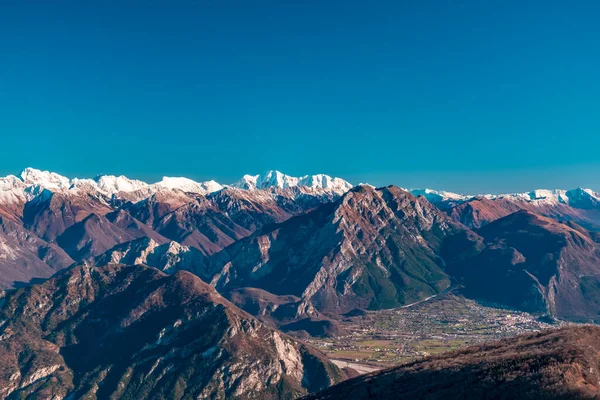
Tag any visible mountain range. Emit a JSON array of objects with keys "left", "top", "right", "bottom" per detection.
[
  {"left": 2, "top": 167, "right": 600, "bottom": 397},
  {"left": 2, "top": 168, "right": 600, "bottom": 321}
]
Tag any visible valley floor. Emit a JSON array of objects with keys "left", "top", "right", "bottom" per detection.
[{"left": 305, "top": 293, "right": 562, "bottom": 372}]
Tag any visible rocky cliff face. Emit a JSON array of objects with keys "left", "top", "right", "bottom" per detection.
[
  {"left": 204, "top": 185, "right": 468, "bottom": 316},
  {"left": 93, "top": 236, "right": 206, "bottom": 275},
  {"left": 0, "top": 263, "right": 344, "bottom": 399}
]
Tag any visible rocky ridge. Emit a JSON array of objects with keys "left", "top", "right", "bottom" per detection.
[{"left": 0, "top": 263, "right": 345, "bottom": 399}]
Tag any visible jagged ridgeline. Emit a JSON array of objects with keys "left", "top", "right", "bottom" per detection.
[
  {"left": 2, "top": 168, "right": 600, "bottom": 321},
  {"left": 0, "top": 263, "right": 345, "bottom": 398},
  {"left": 2, "top": 168, "right": 600, "bottom": 398}
]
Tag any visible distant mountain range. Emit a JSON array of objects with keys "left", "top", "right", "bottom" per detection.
[
  {"left": 1, "top": 168, "right": 600, "bottom": 319},
  {"left": 2, "top": 167, "right": 600, "bottom": 397},
  {"left": 3, "top": 168, "right": 352, "bottom": 198},
  {"left": 5, "top": 168, "right": 598, "bottom": 208}
]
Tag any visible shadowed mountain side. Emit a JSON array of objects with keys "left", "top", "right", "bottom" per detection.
[
  {"left": 447, "top": 196, "right": 600, "bottom": 230},
  {"left": 0, "top": 216, "right": 73, "bottom": 288},
  {"left": 445, "top": 211, "right": 600, "bottom": 322},
  {"left": 22, "top": 190, "right": 113, "bottom": 241},
  {"left": 0, "top": 263, "right": 345, "bottom": 399}
]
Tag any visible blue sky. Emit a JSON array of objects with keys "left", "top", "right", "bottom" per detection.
[{"left": 1, "top": 1, "right": 599, "bottom": 193}]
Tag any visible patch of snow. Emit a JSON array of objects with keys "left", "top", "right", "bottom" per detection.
[
  {"left": 153, "top": 177, "right": 223, "bottom": 194},
  {"left": 3, "top": 168, "right": 598, "bottom": 213},
  {"left": 94, "top": 175, "right": 150, "bottom": 194},
  {"left": 232, "top": 170, "right": 353, "bottom": 194},
  {"left": 20, "top": 168, "right": 70, "bottom": 191},
  {"left": 0, "top": 175, "right": 27, "bottom": 204},
  {"left": 410, "top": 189, "right": 472, "bottom": 203},
  {"left": 412, "top": 187, "right": 600, "bottom": 209}
]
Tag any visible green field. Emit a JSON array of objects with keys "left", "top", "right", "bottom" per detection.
[{"left": 308, "top": 293, "right": 560, "bottom": 367}]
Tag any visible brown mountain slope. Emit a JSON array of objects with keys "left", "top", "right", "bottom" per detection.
[
  {"left": 56, "top": 211, "right": 169, "bottom": 262},
  {"left": 105, "top": 208, "right": 169, "bottom": 244},
  {"left": 303, "top": 326, "right": 600, "bottom": 400},
  {"left": 446, "top": 210, "right": 600, "bottom": 322},
  {"left": 447, "top": 196, "right": 600, "bottom": 230},
  {"left": 447, "top": 197, "right": 527, "bottom": 228},
  {"left": 22, "top": 190, "right": 113, "bottom": 241},
  {"left": 1, "top": 185, "right": 340, "bottom": 291},
  {"left": 122, "top": 189, "right": 196, "bottom": 227},
  {"left": 203, "top": 185, "right": 468, "bottom": 316},
  {"left": 0, "top": 263, "right": 345, "bottom": 399},
  {"left": 55, "top": 213, "right": 137, "bottom": 260},
  {"left": 0, "top": 216, "right": 73, "bottom": 288},
  {"left": 125, "top": 187, "right": 338, "bottom": 256},
  {"left": 154, "top": 196, "right": 253, "bottom": 255}
]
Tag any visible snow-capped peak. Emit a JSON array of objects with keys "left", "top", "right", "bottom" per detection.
[
  {"left": 94, "top": 175, "right": 150, "bottom": 194},
  {"left": 298, "top": 174, "right": 354, "bottom": 192},
  {"left": 153, "top": 177, "right": 223, "bottom": 195},
  {"left": 410, "top": 188, "right": 472, "bottom": 202},
  {"left": 0, "top": 175, "right": 26, "bottom": 191},
  {"left": 9, "top": 168, "right": 352, "bottom": 198},
  {"left": 409, "top": 188, "right": 473, "bottom": 209},
  {"left": 256, "top": 170, "right": 298, "bottom": 189},
  {"left": 231, "top": 170, "right": 353, "bottom": 194},
  {"left": 0, "top": 175, "right": 28, "bottom": 204},
  {"left": 232, "top": 174, "right": 259, "bottom": 190},
  {"left": 20, "top": 168, "right": 71, "bottom": 190},
  {"left": 3, "top": 168, "right": 230, "bottom": 201},
  {"left": 563, "top": 188, "right": 600, "bottom": 208},
  {"left": 410, "top": 186, "right": 600, "bottom": 210},
  {"left": 500, "top": 189, "right": 570, "bottom": 205}
]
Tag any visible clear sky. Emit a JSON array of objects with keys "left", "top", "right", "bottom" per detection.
[{"left": 1, "top": 1, "right": 599, "bottom": 193}]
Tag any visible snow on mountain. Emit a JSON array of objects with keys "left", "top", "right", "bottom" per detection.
[
  {"left": 256, "top": 170, "right": 299, "bottom": 189},
  {"left": 232, "top": 170, "right": 353, "bottom": 194},
  {"left": 152, "top": 177, "right": 223, "bottom": 195},
  {"left": 94, "top": 175, "right": 150, "bottom": 194},
  {"left": 412, "top": 187, "right": 600, "bottom": 209},
  {"left": 0, "top": 175, "right": 26, "bottom": 191},
  {"left": 6, "top": 168, "right": 353, "bottom": 200},
  {"left": 5, "top": 168, "right": 225, "bottom": 199},
  {"left": 297, "top": 174, "right": 354, "bottom": 192},
  {"left": 493, "top": 188, "right": 600, "bottom": 208},
  {"left": 565, "top": 188, "right": 600, "bottom": 208},
  {"left": 232, "top": 174, "right": 259, "bottom": 190},
  {"left": 4, "top": 168, "right": 599, "bottom": 211},
  {"left": 20, "top": 167, "right": 71, "bottom": 191},
  {"left": 410, "top": 189, "right": 472, "bottom": 207},
  {"left": 0, "top": 175, "right": 27, "bottom": 204},
  {"left": 233, "top": 171, "right": 298, "bottom": 190}
]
